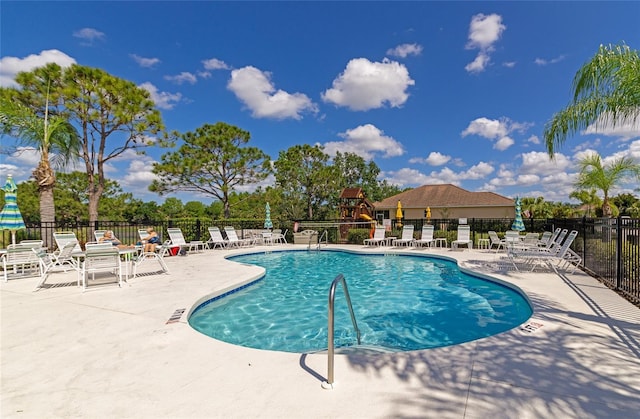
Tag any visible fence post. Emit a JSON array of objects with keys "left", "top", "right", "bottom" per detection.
[
  {"left": 616, "top": 216, "right": 622, "bottom": 290},
  {"left": 582, "top": 216, "right": 587, "bottom": 265}
]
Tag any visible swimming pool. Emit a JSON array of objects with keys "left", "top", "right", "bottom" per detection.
[{"left": 189, "top": 250, "right": 532, "bottom": 353}]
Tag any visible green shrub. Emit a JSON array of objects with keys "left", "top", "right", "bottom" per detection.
[{"left": 347, "top": 228, "right": 371, "bottom": 244}]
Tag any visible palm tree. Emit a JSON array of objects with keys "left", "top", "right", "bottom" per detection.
[
  {"left": 0, "top": 90, "right": 80, "bottom": 227},
  {"left": 575, "top": 153, "right": 640, "bottom": 217},
  {"left": 569, "top": 188, "right": 602, "bottom": 217},
  {"left": 520, "top": 196, "right": 553, "bottom": 219},
  {"left": 544, "top": 43, "right": 640, "bottom": 155}
]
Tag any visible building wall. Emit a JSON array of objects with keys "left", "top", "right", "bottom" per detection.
[{"left": 390, "top": 206, "right": 515, "bottom": 220}]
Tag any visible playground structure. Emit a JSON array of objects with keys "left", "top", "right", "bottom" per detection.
[{"left": 338, "top": 188, "right": 376, "bottom": 240}]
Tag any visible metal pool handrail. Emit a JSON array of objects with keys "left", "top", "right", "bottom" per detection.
[{"left": 322, "top": 274, "right": 361, "bottom": 389}]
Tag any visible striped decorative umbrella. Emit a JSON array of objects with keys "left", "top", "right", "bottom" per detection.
[
  {"left": 0, "top": 175, "right": 26, "bottom": 245},
  {"left": 264, "top": 202, "right": 273, "bottom": 229},
  {"left": 511, "top": 197, "right": 526, "bottom": 232}
]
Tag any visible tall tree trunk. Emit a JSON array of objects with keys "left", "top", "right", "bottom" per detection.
[
  {"left": 88, "top": 189, "right": 102, "bottom": 224},
  {"left": 34, "top": 157, "right": 56, "bottom": 250}
]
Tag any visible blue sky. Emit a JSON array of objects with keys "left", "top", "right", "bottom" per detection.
[{"left": 1, "top": 1, "right": 639, "bottom": 205}]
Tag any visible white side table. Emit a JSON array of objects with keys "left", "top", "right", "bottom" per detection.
[{"left": 434, "top": 238, "right": 447, "bottom": 248}]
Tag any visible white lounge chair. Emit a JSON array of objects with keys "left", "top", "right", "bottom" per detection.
[
  {"left": 538, "top": 231, "right": 553, "bottom": 246},
  {"left": 364, "top": 225, "right": 386, "bottom": 246},
  {"left": 508, "top": 230, "right": 578, "bottom": 273},
  {"left": 167, "top": 227, "right": 205, "bottom": 253},
  {"left": 50, "top": 240, "right": 80, "bottom": 272},
  {"left": 134, "top": 229, "right": 171, "bottom": 275},
  {"left": 415, "top": 225, "right": 436, "bottom": 248},
  {"left": 452, "top": 225, "right": 473, "bottom": 250},
  {"left": 32, "top": 247, "right": 80, "bottom": 290},
  {"left": 53, "top": 231, "right": 82, "bottom": 254},
  {"left": 223, "top": 226, "right": 254, "bottom": 248},
  {"left": 207, "top": 227, "right": 229, "bottom": 249},
  {"left": 393, "top": 225, "right": 415, "bottom": 247}
]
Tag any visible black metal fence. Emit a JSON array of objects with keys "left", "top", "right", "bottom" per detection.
[
  {"left": 0, "top": 219, "right": 270, "bottom": 252},
  {"left": 3, "top": 216, "right": 638, "bottom": 305}
]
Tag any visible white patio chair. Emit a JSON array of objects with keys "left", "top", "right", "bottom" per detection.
[
  {"left": 206, "top": 227, "right": 229, "bottom": 249},
  {"left": 19, "top": 240, "right": 44, "bottom": 247},
  {"left": 488, "top": 231, "right": 506, "bottom": 252},
  {"left": 393, "top": 225, "right": 415, "bottom": 247},
  {"left": 80, "top": 246, "right": 122, "bottom": 291},
  {"left": 415, "top": 225, "right": 436, "bottom": 248},
  {"left": 451, "top": 225, "right": 473, "bottom": 250},
  {"left": 2, "top": 243, "right": 41, "bottom": 282},
  {"left": 363, "top": 225, "right": 386, "bottom": 246},
  {"left": 223, "top": 226, "right": 254, "bottom": 248},
  {"left": 271, "top": 229, "right": 288, "bottom": 244},
  {"left": 167, "top": 227, "right": 204, "bottom": 253},
  {"left": 261, "top": 231, "right": 275, "bottom": 246}
]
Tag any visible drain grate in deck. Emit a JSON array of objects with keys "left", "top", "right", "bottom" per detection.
[{"left": 166, "top": 308, "right": 186, "bottom": 324}]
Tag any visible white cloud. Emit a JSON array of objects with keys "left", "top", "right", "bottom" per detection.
[
  {"left": 5, "top": 147, "right": 40, "bottom": 167},
  {"left": 465, "top": 52, "right": 491, "bottom": 74},
  {"left": 139, "top": 82, "right": 182, "bottom": 110},
  {"left": 534, "top": 55, "right": 566, "bottom": 66},
  {"left": 503, "top": 61, "right": 516, "bottom": 68},
  {"left": 409, "top": 151, "right": 451, "bottom": 166},
  {"left": 519, "top": 151, "right": 572, "bottom": 174},
  {"left": 465, "top": 13, "right": 506, "bottom": 73},
  {"left": 516, "top": 174, "right": 541, "bottom": 185},
  {"left": 0, "top": 49, "right": 76, "bottom": 87},
  {"left": 382, "top": 168, "right": 441, "bottom": 187},
  {"left": 462, "top": 117, "right": 532, "bottom": 151},
  {"left": 381, "top": 161, "right": 494, "bottom": 188},
  {"left": 72, "top": 27, "right": 105, "bottom": 43},
  {"left": 462, "top": 117, "right": 508, "bottom": 139},
  {"left": 321, "top": 58, "right": 415, "bottom": 111},
  {"left": 227, "top": 66, "right": 317, "bottom": 120},
  {"left": 463, "top": 161, "right": 494, "bottom": 179},
  {"left": 584, "top": 111, "right": 640, "bottom": 140},
  {"left": 322, "top": 124, "right": 405, "bottom": 160},
  {"left": 628, "top": 139, "right": 640, "bottom": 160},
  {"left": 202, "top": 58, "right": 230, "bottom": 70},
  {"left": 130, "top": 54, "right": 160, "bottom": 68},
  {"left": 527, "top": 135, "right": 541, "bottom": 145},
  {"left": 164, "top": 72, "right": 197, "bottom": 85},
  {"left": 425, "top": 151, "right": 451, "bottom": 166},
  {"left": 386, "top": 43, "right": 423, "bottom": 58},
  {"left": 494, "top": 136, "right": 514, "bottom": 150},
  {"left": 466, "top": 13, "right": 506, "bottom": 49},
  {"left": 120, "top": 156, "right": 159, "bottom": 190},
  {"left": 572, "top": 138, "right": 601, "bottom": 153}
]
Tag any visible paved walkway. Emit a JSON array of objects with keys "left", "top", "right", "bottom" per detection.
[{"left": 2, "top": 245, "right": 639, "bottom": 418}]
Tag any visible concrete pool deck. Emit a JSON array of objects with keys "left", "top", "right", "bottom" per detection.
[{"left": 1, "top": 244, "right": 639, "bottom": 418}]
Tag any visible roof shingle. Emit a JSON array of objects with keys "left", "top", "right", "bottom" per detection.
[{"left": 373, "top": 184, "right": 514, "bottom": 208}]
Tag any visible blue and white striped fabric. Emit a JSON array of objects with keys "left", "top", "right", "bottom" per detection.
[
  {"left": 0, "top": 175, "right": 26, "bottom": 232},
  {"left": 511, "top": 196, "right": 526, "bottom": 232}
]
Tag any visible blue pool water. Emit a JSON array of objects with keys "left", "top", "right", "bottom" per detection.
[{"left": 189, "top": 250, "right": 532, "bottom": 353}]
